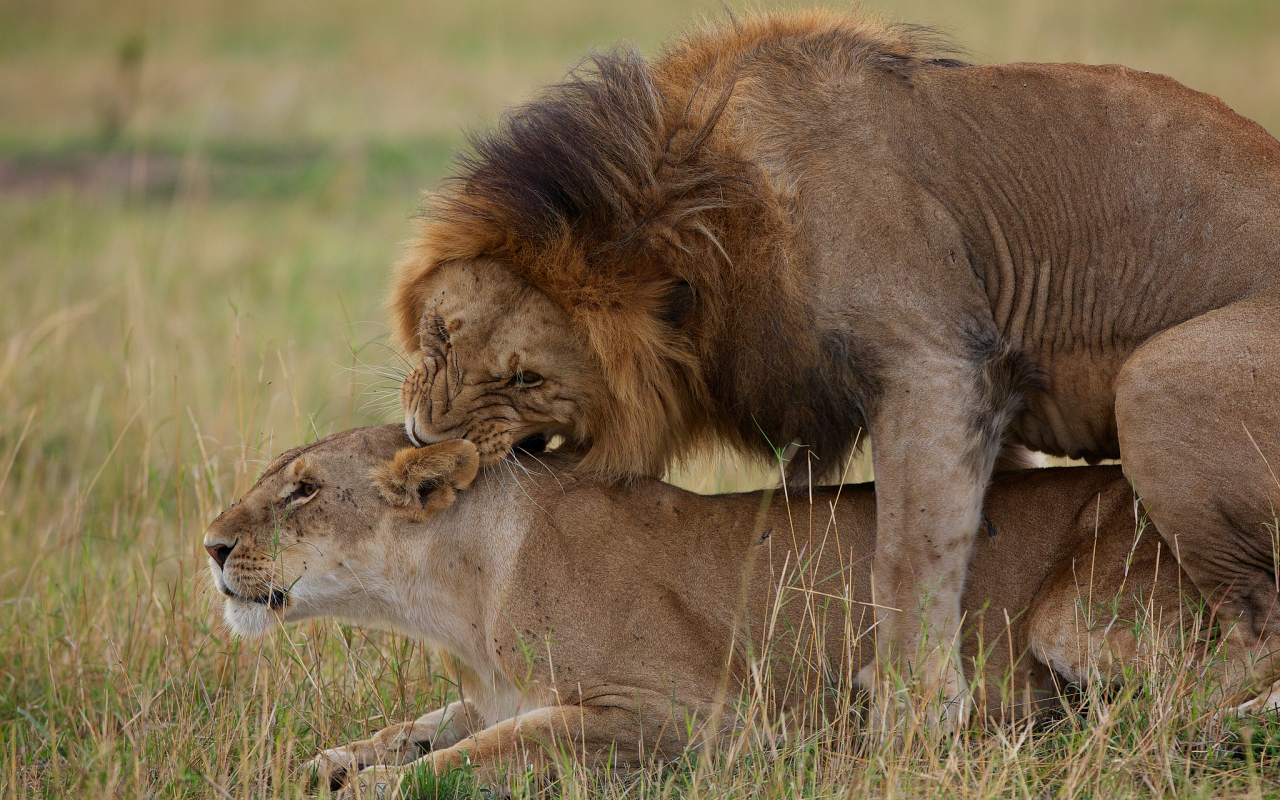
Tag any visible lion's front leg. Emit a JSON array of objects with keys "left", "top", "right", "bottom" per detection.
[
  {"left": 856, "top": 354, "right": 1016, "bottom": 730},
  {"left": 305, "top": 699, "right": 482, "bottom": 791}
]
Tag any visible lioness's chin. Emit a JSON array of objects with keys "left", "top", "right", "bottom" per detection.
[{"left": 221, "top": 597, "right": 299, "bottom": 638}]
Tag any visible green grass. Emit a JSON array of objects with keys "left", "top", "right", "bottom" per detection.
[{"left": 4, "top": 0, "right": 1280, "bottom": 797}]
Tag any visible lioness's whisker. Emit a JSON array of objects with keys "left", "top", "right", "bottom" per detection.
[{"left": 341, "top": 562, "right": 372, "bottom": 598}]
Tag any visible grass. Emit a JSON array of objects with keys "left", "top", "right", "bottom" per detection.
[{"left": 3, "top": 0, "right": 1280, "bottom": 797}]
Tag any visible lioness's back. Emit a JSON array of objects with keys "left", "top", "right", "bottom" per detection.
[{"left": 491, "top": 463, "right": 1133, "bottom": 692}]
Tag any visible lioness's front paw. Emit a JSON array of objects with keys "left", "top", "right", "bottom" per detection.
[
  {"left": 303, "top": 748, "right": 359, "bottom": 792},
  {"left": 338, "top": 765, "right": 409, "bottom": 799}
]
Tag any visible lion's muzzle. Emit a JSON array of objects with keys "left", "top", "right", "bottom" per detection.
[
  {"left": 401, "top": 356, "right": 467, "bottom": 446},
  {"left": 400, "top": 358, "right": 531, "bottom": 464}
]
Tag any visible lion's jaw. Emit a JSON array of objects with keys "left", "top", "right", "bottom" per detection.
[{"left": 400, "top": 259, "right": 602, "bottom": 465}]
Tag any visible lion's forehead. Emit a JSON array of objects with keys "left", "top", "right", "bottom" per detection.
[
  {"left": 427, "top": 259, "right": 570, "bottom": 331},
  {"left": 443, "top": 295, "right": 564, "bottom": 343},
  {"left": 433, "top": 315, "right": 579, "bottom": 384}
]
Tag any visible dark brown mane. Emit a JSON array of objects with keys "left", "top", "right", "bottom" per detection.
[
  {"left": 424, "top": 13, "right": 963, "bottom": 278},
  {"left": 393, "top": 10, "right": 964, "bottom": 479},
  {"left": 418, "top": 44, "right": 762, "bottom": 315},
  {"left": 447, "top": 48, "right": 691, "bottom": 258}
]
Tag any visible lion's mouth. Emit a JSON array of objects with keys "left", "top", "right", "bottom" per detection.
[
  {"left": 404, "top": 415, "right": 423, "bottom": 447},
  {"left": 514, "top": 433, "right": 548, "bottom": 454},
  {"left": 473, "top": 433, "right": 549, "bottom": 465}
]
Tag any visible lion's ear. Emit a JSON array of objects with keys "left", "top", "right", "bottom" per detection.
[{"left": 372, "top": 440, "right": 480, "bottom": 520}]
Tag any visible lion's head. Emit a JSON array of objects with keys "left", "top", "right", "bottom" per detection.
[
  {"left": 396, "top": 258, "right": 605, "bottom": 464},
  {"left": 202, "top": 426, "right": 478, "bottom": 637}
]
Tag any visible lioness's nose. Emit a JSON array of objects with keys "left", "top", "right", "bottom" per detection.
[{"left": 206, "top": 542, "right": 235, "bottom": 569}]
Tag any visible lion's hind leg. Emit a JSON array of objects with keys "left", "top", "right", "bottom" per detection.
[
  {"left": 1024, "top": 514, "right": 1280, "bottom": 715},
  {"left": 1227, "top": 669, "right": 1280, "bottom": 713},
  {"left": 1115, "top": 290, "right": 1280, "bottom": 688},
  {"left": 1018, "top": 509, "right": 1280, "bottom": 713},
  {"left": 1025, "top": 520, "right": 1187, "bottom": 700}
]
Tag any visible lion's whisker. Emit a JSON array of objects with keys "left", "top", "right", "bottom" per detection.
[
  {"left": 335, "top": 361, "right": 407, "bottom": 379},
  {"left": 516, "top": 451, "right": 565, "bottom": 495},
  {"left": 352, "top": 359, "right": 403, "bottom": 371},
  {"left": 505, "top": 453, "right": 537, "bottom": 481},
  {"left": 341, "top": 330, "right": 415, "bottom": 370},
  {"left": 499, "top": 454, "right": 554, "bottom": 521},
  {"left": 360, "top": 339, "right": 415, "bottom": 371},
  {"left": 358, "top": 397, "right": 403, "bottom": 415}
]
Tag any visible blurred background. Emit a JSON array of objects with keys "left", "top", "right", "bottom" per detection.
[{"left": 3, "top": 1, "right": 1280, "bottom": 796}]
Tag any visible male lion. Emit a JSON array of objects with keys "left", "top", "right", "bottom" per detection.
[
  {"left": 204, "top": 426, "right": 1278, "bottom": 795},
  {"left": 392, "top": 9, "right": 1280, "bottom": 716}
]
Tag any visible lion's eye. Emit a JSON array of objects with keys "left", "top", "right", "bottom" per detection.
[
  {"left": 420, "top": 316, "right": 450, "bottom": 348},
  {"left": 509, "top": 371, "right": 543, "bottom": 389}
]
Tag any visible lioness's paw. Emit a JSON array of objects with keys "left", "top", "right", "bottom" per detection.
[
  {"left": 303, "top": 748, "right": 359, "bottom": 792},
  {"left": 338, "top": 765, "right": 408, "bottom": 799}
]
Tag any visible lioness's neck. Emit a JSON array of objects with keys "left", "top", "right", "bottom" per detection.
[{"left": 359, "top": 477, "right": 528, "bottom": 676}]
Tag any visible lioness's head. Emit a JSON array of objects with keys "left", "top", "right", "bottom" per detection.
[{"left": 202, "top": 425, "right": 478, "bottom": 637}]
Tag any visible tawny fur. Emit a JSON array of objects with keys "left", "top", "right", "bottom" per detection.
[
  {"left": 391, "top": 8, "right": 1280, "bottom": 716},
  {"left": 203, "top": 427, "right": 1280, "bottom": 795},
  {"left": 372, "top": 440, "right": 480, "bottom": 520}
]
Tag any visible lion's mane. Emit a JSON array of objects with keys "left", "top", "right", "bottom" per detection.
[{"left": 393, "top": 11, "right": 964, "bottom": 479}]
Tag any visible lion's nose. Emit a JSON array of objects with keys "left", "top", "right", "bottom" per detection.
[
  {"left": 206, "top": 541, "right": 235, "bottom": 569},
  {"left": 405, "top": 413, "right": 456, "bottom": 448}
]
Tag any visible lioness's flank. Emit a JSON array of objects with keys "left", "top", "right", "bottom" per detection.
[
  {"left": 204, "top": 426, "right": 1279, "bottom": 794},
  {"left": 392, "top": 8, "right": 1280, "bottom": 716}
]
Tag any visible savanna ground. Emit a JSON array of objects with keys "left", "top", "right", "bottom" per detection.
[{"left": 4, "top": 0, "right": 1280, "bottom": 797}]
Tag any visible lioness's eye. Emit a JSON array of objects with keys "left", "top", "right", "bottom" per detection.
[
  {"left": 286, "top": 482, "right": 319, "bottom": 504},
  {"left": 510, "top": 371, "right": 543, "bottom": 388}
]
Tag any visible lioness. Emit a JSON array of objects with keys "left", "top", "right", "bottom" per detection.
[
  {"left": 390, "top": 9, "right": 1280, "bottom": 717},
  {"left": 204, "top": 426, "right": 1278, "bottom": 794}
]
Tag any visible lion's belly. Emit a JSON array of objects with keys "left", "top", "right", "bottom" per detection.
[{"left": 1012, "top": 349, "right": 1127, "bottom": 461}]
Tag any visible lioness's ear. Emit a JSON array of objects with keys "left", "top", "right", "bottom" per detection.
[{"left": 372, "top": 440, "right": 480, "bottom": 520}]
